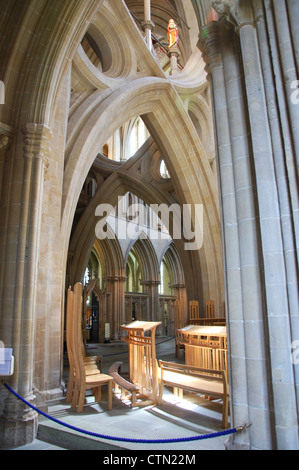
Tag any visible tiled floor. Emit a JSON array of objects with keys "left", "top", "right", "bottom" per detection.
[{"left": 6, "top": 338, "right": 231, "bottom": 451}]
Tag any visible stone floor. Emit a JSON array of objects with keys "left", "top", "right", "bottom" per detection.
[{"left": 5, "top": 337, "right": 232, "bottom": 451}]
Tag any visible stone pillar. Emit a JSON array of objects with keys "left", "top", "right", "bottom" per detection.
[
  {"left": 168, "top": 45, "right": 180, "bottom": 76},
  {"left": 222, "top": 17, "right": 281, "bottom": 450},
  {"left": 205, "top": 0, "right": 299, "bottom": 450},
  {"left": 271, "top": 0, "right": 299, "bottom": 175},
  {"left": 142, "top": 0, "right": 154, "bottom": 52},
  {"left": 237, "top": 11, "right": 299, "bottom": 452},
  {"left": 0, "top": 134, "right": 12, "bottom": 314},
  {"left": 262, "top": 0, "right": 299, "bottom": 257},
  {"left": 253, "top": 0, "right": 299, "bottom": 413},
  {"left": 103, "top": 274, "right": 126, "bottom": 340},
  {"left": 116, "top": 275, "right": 126, "bottom": 338},
  {"left": 285, "top": 0, "right": 299, "bottom": 72},
  {"left": 199, "top": 20, "right": 252, "bottom": 450},
  {"left": 0, "top": 135, "right": 11, "bottom": 196},
  {"left": 140, "top": 279, "right": 160, "bottom": 322},
  {"left": 0, "top": 123, "right": 51, "bottom": 448}
]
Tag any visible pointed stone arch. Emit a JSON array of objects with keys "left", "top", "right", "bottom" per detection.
[
  {"left": 160, "top": 241, "right": 185, "bottom": 287},
  {"left": 62, "top": 79, "right": 224, "bottom": 315},
  {"left": 125, "top": 235, "right": 160, "bottom": 285},
  {"left": 68, "top": 216, "right": 124, "bottom": 286}
]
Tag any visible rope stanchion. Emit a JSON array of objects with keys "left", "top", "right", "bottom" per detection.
[{"left": 1, "top": 380, "right": 244, "bottom": 444}]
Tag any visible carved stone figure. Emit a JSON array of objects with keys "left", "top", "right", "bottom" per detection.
[{"left": 167, "top": 19, "right": 178, "bottom": 48}]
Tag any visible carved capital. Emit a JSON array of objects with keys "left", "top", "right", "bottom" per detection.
[
  {"left": 212, "top": 0, "right": 254, "bottom": 30},
  {"left": 22, "top": 123, "right": 51, "bottom": 162},
  {"left": 198, "top": 21, "right": 222, "bottom": 72},
  {"left": 171, "top": 283, "right": 185, "bottom": 289},
  {"left": 22, "top": 124, "right": 52, "bottom": 177}
]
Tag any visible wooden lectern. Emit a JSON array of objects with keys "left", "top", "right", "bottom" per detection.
[{"left": 121, "top": 321, "right": 162, "bottom": 405}]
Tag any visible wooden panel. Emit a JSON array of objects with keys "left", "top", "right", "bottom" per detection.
[
  {"left": 121, "top": 320, "right": 161, "bottom": 405},
  {"left": 177, "top": 325, "right": 228, "bottom": 377},
  {"left": 184, "top": 345, "right": 228, "bottom": 378}
]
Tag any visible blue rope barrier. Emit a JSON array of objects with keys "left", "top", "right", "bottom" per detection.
[{"left": 1, "top": 380, "right": 241, "bottom": 444}]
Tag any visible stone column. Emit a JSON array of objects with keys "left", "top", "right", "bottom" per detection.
[
  {"left": 142, "top": 0, "right": 154, "bottom": 52},
  {"left": 253, "top": 0, "right": 299, "bottom": 411},
  {"left": 0, "top": 135, "right": 12, "bottom": 316},
  {"left": 285, "top": 0, "right": 299, "bottom": 72},
  {"left": 199, "top": 20, "right": 253, "bottom": 450},
  {"left": 262, "top": 0, "right": 299, "bottom": 257},
  {"left": 237, "top": 11, "right": 299, "bottom": 452},
  {"left": 168, "top": 45, "right": 180, "bottom": 76},
  {"left": 103, "top": 274, "right": 126, "bottom": 340},
  {"left": 271, "top": 0, "right": 299, "bottom": 175},
  {"left": 0, "top": 135, "right": 11, "bottom": 196},
  {"left": 140, "top": 279, "right": 160, "bottom": 322},
  {"left": 209, "top": 0, "right": 299, "bottom": 450},
  {"left": 0, "top": 123, "right": 51, "bottom": 448},
  {"left": 116, "top": 275, "right": 126, "bottom": 337}
]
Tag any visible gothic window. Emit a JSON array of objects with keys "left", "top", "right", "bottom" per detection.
[{"left": 160, "top": 159, "right": 170, "bottom": 179}]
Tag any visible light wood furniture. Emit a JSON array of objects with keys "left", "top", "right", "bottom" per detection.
[
  {"left": 177, "top": 325, "right": 228, "bottom": 377},
  {"left": 189, "top": 300, "right": 200, "bottom": 323},
  {"left": 66, "top": 285, "right": 104, "bottom": 400},
  {"left": 65, "top": 282, "right": 113, "bottom": 412},
  {"left": 65, "top": 286, "right": 103, "bottom": 403},
  {"left": 191, "top": 318, "right": 226, "bottom": 326},
  {"left": 205, "top": 299, "right": 215, "bottom": 318},
  {"left": 108, "top": 361, "right": 139, "bottom": 407},
  {"left": 178, "top": 325, "right": 227, "bottom": 347},
  {"left": 121, "top": 320, "right": 162, "bottom": 406},
  {"left": 159, "top": 360, "right": 229, "bottom": 428}
]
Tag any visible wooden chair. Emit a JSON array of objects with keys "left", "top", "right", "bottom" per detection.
[
  {"left": 66, "top": 283, "right": 113, "bottom": 412},
  {"left": 65, "top": 286, "right": 102, "bottom": 403},
  {"left": 205, "top": 300, "right": 215, "bottom": 319},
  {"left": 189, "top": 300, "right": 200, "bottom": 323}
]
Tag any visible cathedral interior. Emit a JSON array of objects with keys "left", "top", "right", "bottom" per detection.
[{"left": 0, "top": 0, "right": 298, "bottom": 451}]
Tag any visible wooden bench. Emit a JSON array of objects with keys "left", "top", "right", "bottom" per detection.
[
  {"left": 108, "top": 361, "right": 139, "bottom": 407},
  {"left": 158, "top": 360, "right": 229, "bottom": 428}
]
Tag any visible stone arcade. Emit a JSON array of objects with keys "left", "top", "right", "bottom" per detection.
[{"left": 0, "top": 0, "right": 298, "bottom": 450}]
